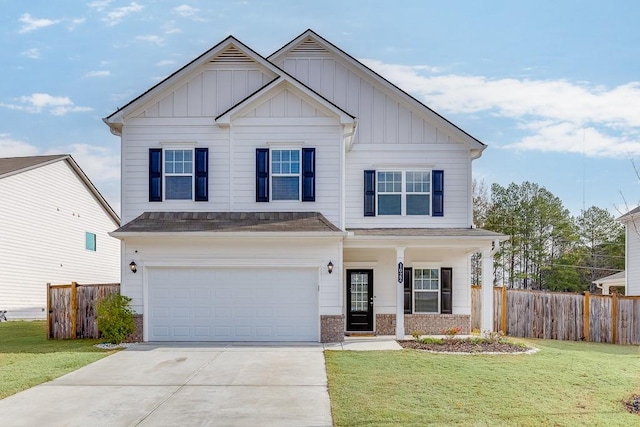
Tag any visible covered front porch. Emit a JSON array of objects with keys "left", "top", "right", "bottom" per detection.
[{"left": 343, "top": 228, "right": 507, "bottom": 339}]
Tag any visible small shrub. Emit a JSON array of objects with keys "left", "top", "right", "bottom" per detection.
[
  {"left": 419, "top": 337, "right": 444, "bottom": 345},
  {"left": 441, "top": 326, "right": 462, "bottom": 341},
  {"left": 483, "top": 330, "right": 505, "bottom": 344},
  {"left": 96, "top": 293, "right": 135, "bottom": 344},
  {"left": 411, "top": 330, "right": 424, "bottom": 340}
]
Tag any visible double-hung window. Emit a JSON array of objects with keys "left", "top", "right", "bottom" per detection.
[
  {"left": 149, "top": 147, "right": 208, "bottom": 202},
  {"left": 413, "top": 268, "right": 440, "bottom": 313},
  {"left": 165, "top": 149, "right": 193, "bottom": 200},
  {"left": 271, "top": 149, "right": 300, "bottom": 201},
  {"left": 377, "top": 171, "right": 430, "bottom": 215}
]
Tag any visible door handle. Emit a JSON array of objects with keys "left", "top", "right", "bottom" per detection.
[{"left": 369, "top": 297, "right": 374, "bottom": 306}]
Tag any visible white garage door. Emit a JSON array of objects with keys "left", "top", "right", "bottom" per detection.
[{"left": 147, "top": 268, "right": 319, "bottom": 341}]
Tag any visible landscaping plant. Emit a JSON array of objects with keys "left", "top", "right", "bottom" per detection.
[{"left": 96, "top": 293, "right": 135, "bottom": 344}]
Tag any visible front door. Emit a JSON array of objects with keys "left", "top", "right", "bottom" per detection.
[{"left": 346, "top": 269, "right": 374, "bottom": 331}]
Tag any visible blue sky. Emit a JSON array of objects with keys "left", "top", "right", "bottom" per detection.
[{"left": 2, "top": 0, "right": 639, "bottom": 218}]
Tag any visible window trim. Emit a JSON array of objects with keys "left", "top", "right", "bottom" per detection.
[
  {"left": 412, "top": 266, "right": 440, "bottom": 314},
  {"left": 376, "top": 170, "right": 431, "bottom": 216},
  {"left": 163, "top": 148, "right": 194, "bottom": 201},
  {"left": 270, "top": 147, "right": 301, "bottom": 202}
]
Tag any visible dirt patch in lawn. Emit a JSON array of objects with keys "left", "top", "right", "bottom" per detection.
[
  {"left": 398, "top": 339, "right": 535, "bottom": 354},
  {"left": 624, "top": 395, "right": 640, "bottom": 415}
]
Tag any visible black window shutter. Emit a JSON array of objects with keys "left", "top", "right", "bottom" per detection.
[
  {"left": 301, "top": 148, "right": 315, "bottom": 202},
  {"left": 441, "top": 267, "right": 453, "bottom": 314},
  {"left": 364, "top": 170, "right": 376, "bottom": 216},
  {"left": 149, "top": 148, "right": 162, "bottom": 202},
  {"left": 432, "top": 170, "right": 444, "bottom": 217},
  {"left": 194, "top": 147, "right": 208, "bottom": 201},
  {"left": 256, "top": 148, "right": 269, "bottom": 202},
  {"left": 404, "top": 267, "right": 413, "bottom": 314}
]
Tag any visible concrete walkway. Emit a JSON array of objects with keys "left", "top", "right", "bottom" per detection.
[{"left": 0, "top": 343, "right": 332, "bottom": 427}]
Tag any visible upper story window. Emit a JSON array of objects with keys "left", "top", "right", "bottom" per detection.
[
  {"left": 165, "top": 149, "right": 193, "bottom": 200},
  {"left": 364, "top": 169, "right": 443, "bottom": 217},
  {"left": 377, "top": 171, "right": 430, "bottom": 216},
  {"left": 149, "top": 147, "right": 208, "bottom": 202},
  {"left": 271, "top": 149, "right": 300, "bottom": 201},
  {"left": 256, "top": 147, "right": 315, "bottom": 203},
  {"left": 85, "top": 232, "right": 96, "bottom": 251}
]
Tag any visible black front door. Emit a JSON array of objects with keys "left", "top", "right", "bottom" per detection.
[{"left": 346, "top": 269, "right": 374, "bottom": 331}]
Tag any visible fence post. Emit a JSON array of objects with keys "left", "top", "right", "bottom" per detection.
[
  {"left": 71, "top": 282, "right": 78, "bottom": 340},
  {"left": 612, "top": 293, "right": 618, "bottom": 344},
  {"left": 583, "top": 291, "right": 590, "bottom": 342},
  {"left": 46, "top": 283, "right": 51, "bottom": 339},
  {"left": 501, "top": 286, "right": 507, "bottom": 333}
]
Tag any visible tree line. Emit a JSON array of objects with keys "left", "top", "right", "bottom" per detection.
[{"left": 473, "top": 180, "right": 624, "bottom": 292}]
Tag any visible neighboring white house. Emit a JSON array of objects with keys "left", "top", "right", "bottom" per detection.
[
  {"left": 593, "top": 271, "right": 625, "bottom": 295},
  {"left": 619, "top": 206, "right": 640, "bottom": 296},
  {"left": 0, "top": 155, "right": 121, "bottom": 319},
  {"left": 105, "top": 30, "right": 506, "bottom": 342}
]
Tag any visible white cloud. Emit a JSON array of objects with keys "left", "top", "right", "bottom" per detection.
[
  {"left": 162, "top": 20, "right": 181, "bottom": 34},
  {"left": 136, "top": 35, "right": 164, "bottom": 45},
  {"left": 85, "top": 70, "right": 111, "bottom": 78},
  {"left": 18, "top": 13, "right": 61, "bottom": 33},
  {"left": 88, "top": 0, "right": 113, "bottom": 11},
  {"left": 50, "top": 143, "right": 120, "bottom": 182},
  {"left": 103, "top": 2, "right": 143, "bottom": 26},
  {"left": 155, "top": 59, "right": 175, "bottom": 67},
  {"left": 361, "top": 58, "right": 640, "bottom": 159},
  {"left": 0, "top": 134, "right": 39, "bottom": 157},
  {"left": 0, "top": 93, "right": 92, "bottom": 116},
  {"left": 173, "top": 4, "right": 198, "bottom": 17},
  {"left": 21, "top": 48, "right": 40, "bottom": 59},
  {"left": 68, "top": 17, "right": 86, "bottom": 30}
]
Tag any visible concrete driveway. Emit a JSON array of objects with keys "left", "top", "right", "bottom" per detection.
[{"left": 0, "top": 343, "right": 332, "bottom": 427}]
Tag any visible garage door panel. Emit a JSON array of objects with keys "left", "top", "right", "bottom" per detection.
[{"left": 148, "top": 268, "right": 318, "bottom": 341}]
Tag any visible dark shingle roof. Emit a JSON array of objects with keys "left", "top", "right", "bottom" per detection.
[
  {"left": 348, "top": 228, "right": 507, "bottom": 238},
  {"left": 114, "top": 212, "right": 342, "bottom": 233},
  {"left": 0, "top": 155, "right": 68, "bottom": 177}
]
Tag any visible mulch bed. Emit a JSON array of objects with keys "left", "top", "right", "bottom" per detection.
[{"left": 398, "top": 339, "right": 532, "bottom": 354}]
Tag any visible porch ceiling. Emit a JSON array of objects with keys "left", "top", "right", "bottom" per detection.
[{"left": 344, "top": 228, "right": 508, "bottom": 251}]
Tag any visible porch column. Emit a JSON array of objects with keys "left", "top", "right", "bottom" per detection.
[
  {"left": 396, "top": 247, "right": 405, "bottom": 339},
  {"left": 481, "top": 248, "right": 494, "bottom": 334}
]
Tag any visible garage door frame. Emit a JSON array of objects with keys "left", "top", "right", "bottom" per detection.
[{"left": 142, "top": 259, "right": 322, "bottom": 342}]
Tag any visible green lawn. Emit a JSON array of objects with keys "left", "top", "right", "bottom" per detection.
[
  {"left": 325, "top": 339, "right": 640, "bottom": 426},
  {"left": 0, "top": 321, "right": 114, "bottom": 399}
]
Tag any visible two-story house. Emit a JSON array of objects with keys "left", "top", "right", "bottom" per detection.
[{"left": 105, "top": 30, "right": 505, "bottom": 342}]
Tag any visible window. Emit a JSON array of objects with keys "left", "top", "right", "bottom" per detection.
[
  {"left": 256, "top": 147, "right": 315, "bottom": 202},
  {"left": 148, "top": 148, "right": 208, "bottom": 202},
  {"left": 377, "top": 171, "right": 430, "bottom": 215},
  {"left": 271, "top": 149, "right": 300, "bottom": 200},
  {"left": 165, "top": 149, "right": 193, "bottom": 200},
  {"left": 413, "top": 268, "right": 439, "bottom": 313},
  {"left": 85, "top": 232, "right": 96, "bottom": 251}
]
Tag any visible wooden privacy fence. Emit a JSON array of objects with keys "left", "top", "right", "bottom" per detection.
[
  {"left": 47, "top": 282, "right": 120, "bottom": 339},
  {"left": 471, "top": 286, "right": 640, "bottom": 345}
]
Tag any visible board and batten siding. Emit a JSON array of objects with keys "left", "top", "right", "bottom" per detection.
[
  {"left": 627, "top": 223, "right": 640, "bottom": 295},
  {"left": 0, "top": 161, "right": 120, "bottom": 318},
  {"left": 122, "top": 237, "right": 343, "bottom": 316},
  {"left": 345, "top": 144, "right": 472, "bottom": 228},
  {"left": 343, "top": 248, "right": 471, "bottom": 315},
  {"left": 277, "top": 56, "right": 458, "bottom": 146}
]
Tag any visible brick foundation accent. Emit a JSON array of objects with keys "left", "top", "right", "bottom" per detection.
[
  {"left": 125, "top": 314, "right": 143, "bottom": 343},
  {"left": 321, "top": 315, "right": 345, "bottom": 342},
  {"left": 376, "top": 314, "right": 471, "bottom": 335}
]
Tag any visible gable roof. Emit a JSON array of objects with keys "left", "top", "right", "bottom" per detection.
[
  {"left": 111, "top": 211, "right": 342, "bottom": 236},
  {"left": 103, "top": 35, "right": 283, "bottom": 134},
  {"left": 619, "top": 205, "right": 640, "bottom": 222},
  {"left": 0, "top": 155, "right": 120, "bottom": 225},
  {"left": 269, "top": 29, "right": 486, "bottom": 156}
]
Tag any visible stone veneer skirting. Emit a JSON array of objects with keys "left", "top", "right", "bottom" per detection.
[
  {"left": 126, "top": 314, "right": 144, "bottom": 343},
  {"left": 376, "top": 314, "right": 471, "bottom": 335},
  {"left": 321, "top": 315, "right": 345, "bottom": 342}
]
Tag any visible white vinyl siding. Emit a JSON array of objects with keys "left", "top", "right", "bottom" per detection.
[
  {"left": 0, "top": 161, "right": 120, "bottom": 319},
  {"left": 626, "top": 223, "right": 640, "bottom": 296}
]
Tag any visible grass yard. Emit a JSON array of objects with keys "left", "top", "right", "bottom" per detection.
[
  {"left": 0, "top": 321, "right": 114, "bottom": 399},
  {"left": 325, "top": 339, "right": 640, "bottom": 426}
]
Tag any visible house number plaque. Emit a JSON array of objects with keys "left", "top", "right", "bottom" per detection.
[{"left": 398, "top": 262, "right": 404, "bottom": 283}]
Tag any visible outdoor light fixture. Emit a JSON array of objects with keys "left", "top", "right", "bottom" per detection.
[
  {"left": 129, "top": 261, "right": 138, "bottom": 273},
  {"left": 327, "top": 261, "right": 334, "bottom": 274}
]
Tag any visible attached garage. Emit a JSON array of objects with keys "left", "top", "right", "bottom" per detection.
[{"left": 147, "top": 267, "right": 319, "bottom": 342}]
